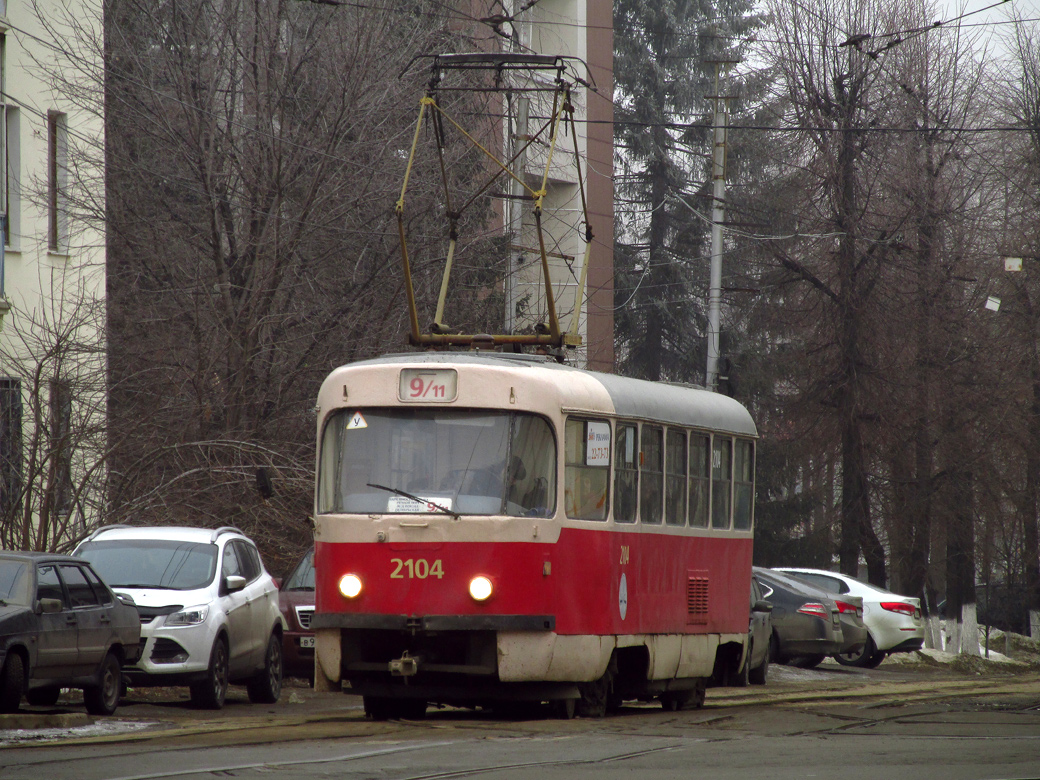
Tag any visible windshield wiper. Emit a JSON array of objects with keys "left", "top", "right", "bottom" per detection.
[{"left": 367, "top": 483, "right": 462, "bottom": 520}]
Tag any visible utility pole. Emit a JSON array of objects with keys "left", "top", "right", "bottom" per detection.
[
  {"left": 705, "top": 60, "right": 737, "bottom": 391},
  {"left": 504, "top": 4, "right": 530, "bottom": 335}
]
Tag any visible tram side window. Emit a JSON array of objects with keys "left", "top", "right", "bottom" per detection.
[
  {"left": 712, "top": 436, "right": 732, "bottom": 529},
  {"left": 665, "top": 428, "right": 687, "bottom": 526},
  {"left": 564, "top": 418, "right": 610, "bottom": 521},
  {"left": 733, "top": 439, "right": 754, "bottom": 530},
  {"left": 614, "top": 423, "right": 638, "bottom": 523},
  {"left": 640, "top": 425, "right": 663, "bottom": 524},
  {"left": 508, "top": 415, "right": 558, "bottom": 517},
  {"left": 689, "top": 434, "right": 710, "bottom": 527}
]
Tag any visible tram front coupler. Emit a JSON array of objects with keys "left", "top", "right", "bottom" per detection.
[{"left": 389, "top": 651, "right": 421, "bottom": 677}]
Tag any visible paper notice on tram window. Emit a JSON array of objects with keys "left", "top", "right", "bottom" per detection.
[
  {"left": 387, "top": 495, "right": 453, "bottom": 513},
  {"left": 347, "top": 412, "right": 368, "bottom": 429},
  {"left": 586, "top": 421, "right": 611, "bottom": 466}
]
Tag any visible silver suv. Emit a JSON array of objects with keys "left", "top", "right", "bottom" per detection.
[{"left": 75, "top": 525, "right": 285, "bottom": 709}]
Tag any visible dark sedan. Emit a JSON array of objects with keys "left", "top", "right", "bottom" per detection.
[
  {"left": 752, "top": 566, "right": 853, "bottom": 668},
  {"left": 279, "top": 548, "right": 315, "bottom": 681},
  {"left": 0, "top": 551, "right": 142, "bottom": 715},
  {"left": 733, "top": 576, "right": 773, "bottom": 685}
]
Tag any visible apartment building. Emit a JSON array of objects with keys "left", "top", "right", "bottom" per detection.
[
  {"left": 0, "top": 0, "right": 106, "bottom": 548},
  {"left": 504, "top": 0, "right": 614, "bottom": 370}
]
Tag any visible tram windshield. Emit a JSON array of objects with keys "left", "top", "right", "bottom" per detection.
[{"left": 318, "top": 409, "right": 557, "bottom": 517}]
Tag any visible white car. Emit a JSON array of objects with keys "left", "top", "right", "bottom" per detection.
[
  {"left": 75, "top": 525, "right": 286, "bottom": 708},
  {"left": 773, "top": 567, "right": 924, "bottom": 668}
]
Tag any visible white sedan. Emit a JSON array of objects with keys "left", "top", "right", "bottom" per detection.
[{"left": 773, "top": 568, "right": 924, "bottom": 668}]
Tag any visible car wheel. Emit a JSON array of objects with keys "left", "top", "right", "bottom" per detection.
[
  {"left": 749, "top": 645, "right": 770, "bottom": 685},
  {"left": 834, "top": 634, "right": 877, "bottom": 668},
  {"left": 0, "top": 653, "right": 25, "bottom": 713},
  {"left": 190, "top": 636, "right": 229, "bottom": 710},
  {"left": 862, "top": 649, "right": 887, "bottom": 669},
  {"left": 790, "top": 654, "right": 825, "bottom": 669},
  {"left": 26, "top": 687, "right": 61, "bottom": 706},
  {"left": 84, "top": 652, "right": 122, "bottom": 716},
  {"left": 247, "top": 632, "right": 283, "bottom": 704}
]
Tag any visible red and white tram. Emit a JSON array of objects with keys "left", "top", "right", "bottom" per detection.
[{"left": 311, "top": 352, "right": 757, "bottom": 718}]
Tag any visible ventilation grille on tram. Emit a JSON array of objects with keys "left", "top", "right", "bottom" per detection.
[{"left": 686, "top": 576, "right": 709, "bottom": 623}]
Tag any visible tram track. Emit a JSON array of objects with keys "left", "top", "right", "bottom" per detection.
[
  {"left": 705, "top": 672, "right": 1040, "bottom": 709},
  {"left": 6, "top": 736, "right": 690, "bottom": 780},
  {"left": 3, "top": 671, "right": 1040, "bottom": 780}
]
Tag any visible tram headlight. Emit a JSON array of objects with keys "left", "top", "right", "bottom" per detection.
[
  {"left": 468, "top": 575, "right": 493, "bottom": 602},
  {"left": 338, "top": 573, "right": 363, "bottom": 599}
]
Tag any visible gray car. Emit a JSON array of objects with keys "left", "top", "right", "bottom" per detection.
[
  {"left": 0, "top": 551, "right": 142, "bottom": 715},
  {"left": 752, "top": 567, "right": 852, "bottom": 668},
  {"left": 737, "top": 577, "right": 772, "bottom": 685}
]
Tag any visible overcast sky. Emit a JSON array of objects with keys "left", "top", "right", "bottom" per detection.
[{"left": 940, "top": 0, "right": 1040, "bottom": 53}]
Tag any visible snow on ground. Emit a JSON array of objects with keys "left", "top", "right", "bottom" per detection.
[
  {"left": 0, "top": 719, "right": 154, "bottom": 747},
  {"left": 886, "top": 628, "right": 1040, "bottom": 673}
]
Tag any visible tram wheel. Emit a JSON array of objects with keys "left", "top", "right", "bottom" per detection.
[
  {"left": 660, "top": 693, "right": 682, "bottom": 711},
  {"left": 551, "top": 697, "right": 576, "bottom": 719},
  {"left": 364, "top": 696, "right": 427, "bottom": 720},
  {"left": 576, "top": 671, "right": 612, "bottom": 718},
  {"left": 661, "top": 680, "right": 706, "bottom": 711}
]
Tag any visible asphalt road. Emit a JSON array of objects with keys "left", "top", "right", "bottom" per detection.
[{"left": 2, "top": 659, "right": 1039, "bottom": 780}]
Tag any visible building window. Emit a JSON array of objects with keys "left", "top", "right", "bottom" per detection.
[
  {"left": 49, "top": 379, "right": 73, "bottom": 516},
  {"left": 5, "top": 105, "right": 19, "bottom": 252},
  {"left": 47, "top": 111, "right": 68, "bottom": 252},
  {"left": 0, "top": 378, "right": 22, "bottom": 516},
  {"left": 0, "top": 32, "right": 8, "bottom": 260}
]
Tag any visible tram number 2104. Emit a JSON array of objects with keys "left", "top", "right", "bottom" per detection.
[{"left": 390, "top": 558, "right": 445, "bottom": 579}]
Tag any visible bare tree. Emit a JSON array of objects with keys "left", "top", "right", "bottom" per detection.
[
  {"left": 990, "top": 13, "right": 1040, "bottom": 638},
  {"left": 759, "top": 0, "right": 910, "bottom": 586},
  {"left": 94, "top": 0, "right": 500, "bottom": 568},
  {"left": 0, "top": 272, "right": 108, "bottom": 552}
]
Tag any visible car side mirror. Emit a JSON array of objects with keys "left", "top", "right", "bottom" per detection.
[
  {"left": 37, "top": 597, "right": 64, "bottom": 614},
  {"left": 753, "top": 599, "right": 773, "bottom": 613},
  {"left": 225, "top": 575, "right": 247, "bottom": 592}
]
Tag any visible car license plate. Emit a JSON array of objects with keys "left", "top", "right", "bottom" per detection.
[{"left": 300, "top": 636, "right": 315, "bottom": 649}]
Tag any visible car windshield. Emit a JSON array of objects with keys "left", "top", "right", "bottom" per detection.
[
  {"left": 77, "top": 539, "right": 218, "bottom": 590},
  {"left": 0, "top": 560, "right": 32, "bottom": 606},
  {"left": 317, "top": 408, "right": 557, "bottom": 518},
  {"left": 284, "top": 550, "right": 314, "bottom": 591}
]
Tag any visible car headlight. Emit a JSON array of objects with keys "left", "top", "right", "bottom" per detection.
[
  {"left": 165, "top": 605, "right": 210, "bottom": 627},
  {"left": 339, "top": 573, "right": 363, "bottom": 599}
]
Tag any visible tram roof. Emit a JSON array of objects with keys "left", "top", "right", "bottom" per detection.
[{"left": 335, "top": 352, "right": 757, "bottom": 438}]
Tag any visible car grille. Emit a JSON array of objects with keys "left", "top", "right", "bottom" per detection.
[
  {"left": 295, "top": 606, "right": 314, "bottom": 630},
  {"left": 151, "top": 638, "right": 190, "bottom": 664}
]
